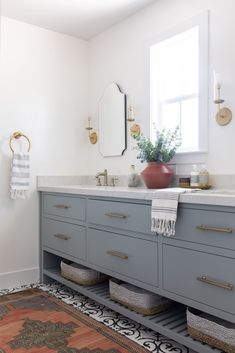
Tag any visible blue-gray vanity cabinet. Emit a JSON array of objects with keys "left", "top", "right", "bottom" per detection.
[
  {"left": 40, "top": 192, "right": 235, "bottom": 353},
  {"left": 87, "top": 228, "right": 158, "bottom": 287}
]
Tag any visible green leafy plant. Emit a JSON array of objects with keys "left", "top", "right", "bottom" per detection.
[{"left": 135, "top": 126, "right": 181, "bottom": 163}]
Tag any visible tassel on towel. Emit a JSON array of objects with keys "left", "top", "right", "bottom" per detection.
[
  {"left": 10, "top": 152, "right": 30, "bottom": 199},
  {"left": 151, "top": 188, "right": 197, "bottom": 237}
]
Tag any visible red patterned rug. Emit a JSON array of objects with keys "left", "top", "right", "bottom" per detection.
[{"left": 0, "top": 288, "right": 147, "bottom": 353}]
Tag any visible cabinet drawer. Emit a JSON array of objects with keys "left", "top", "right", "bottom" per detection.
[
  {"left": 43, "top": 194, "right": 86, "bottom": 221},
  {"left": 42, "top": 218, "right": 86, "bottom": 260},
  {"left": 87, "top": 199, "right": 152, "bottom": 234},
  {"left": 88, "top": 228, "right": 158, "bottom": 286},
  {"left": 163, "top": 245, "right": 235, "bottom": 315},
  {"left": 175, "top": 207, "right": 235, "bottom": 250}
]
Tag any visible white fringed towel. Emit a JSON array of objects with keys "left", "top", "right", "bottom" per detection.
[
  {"left": 10, "top": 152, "right": 30, "bottom": 199},
  {"left": 151, "top": 188, "right": 196, "bottom": 237}
]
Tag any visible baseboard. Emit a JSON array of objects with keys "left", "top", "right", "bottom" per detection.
[{"left": 0, "top": 267, "right": 40, "bottom": 290}]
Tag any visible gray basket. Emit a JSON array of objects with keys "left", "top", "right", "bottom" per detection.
[
  {"left": 187, "top": 308, "right": 235, "bottom": 353},
  {"left": 109, "top": 278, "right": 174, "bottom": 315},
  {"left": 61, "top": 260, "right": 108, "bottom": 286}
]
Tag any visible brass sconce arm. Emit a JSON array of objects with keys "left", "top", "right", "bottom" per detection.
[{"left": 85, "top": 117, "right": 98, "bottom": 144}]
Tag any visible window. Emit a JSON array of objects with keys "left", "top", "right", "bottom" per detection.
[{"left": 150, "top": 13, "right": 208, "bottom": 154}]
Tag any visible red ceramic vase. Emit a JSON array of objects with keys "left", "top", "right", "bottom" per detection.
[{"left": 141, "top": 162, "right": 173, "bottom": 189}]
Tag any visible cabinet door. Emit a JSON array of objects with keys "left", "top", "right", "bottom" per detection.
[
  {"left": 163, "top": 244, "right": 235, "bottom": 315},
  {"left": 43, "top": 194, "right": 86, "bottom": 221},
  {"left": 88, "top": 199, "right": 152, "bottom": 235},
  {"left": 42, "top": 218, "right": 86, "bottom": 261},
  {"left": 88, "top": 228, "right": 158, "bottom": 286},
  {"left": 175, "top": 207, "right": 235, "bottom": 250}
]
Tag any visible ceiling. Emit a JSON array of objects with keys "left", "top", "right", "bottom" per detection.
[{"left": 1, "top": 0, "right": 156, "bottom": 40}]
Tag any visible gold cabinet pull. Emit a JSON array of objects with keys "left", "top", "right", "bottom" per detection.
[
  {"left": 197, "top": 276, "right": 233, "bottom": 291},
  {"left": 53, "top": 234, "right": 70, "bottom": 241},
  {"left": 53, "top": 204, "right": 71, "bottom": 209},
  {"left": 196, "top": 225, "right": 233, "bottom": 233},
  {"left": 107, "top": 250, "right": 129, "bottom": 259},
  {"left": 105, "top": 212, "right": 127, "bottom": 219}
]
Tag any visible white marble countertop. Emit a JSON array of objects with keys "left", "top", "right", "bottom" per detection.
[{"left": 37, "top": 184, "right": 235, "bottom": 207}]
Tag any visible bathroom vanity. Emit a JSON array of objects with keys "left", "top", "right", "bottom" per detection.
[{"left": 39, "top": 185, "right": 235, "bottom": 353}]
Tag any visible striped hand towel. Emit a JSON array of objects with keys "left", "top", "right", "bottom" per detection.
[
  {"left": 10, "top": 152, "right": 30, "bottom": 199},
  {"left": 151, "top": 188, "right": 196, "bottom": 237}
]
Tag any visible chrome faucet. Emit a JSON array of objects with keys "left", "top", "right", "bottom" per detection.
[{"left": 95, "top": 169, "right": 108, "bottom": 186}]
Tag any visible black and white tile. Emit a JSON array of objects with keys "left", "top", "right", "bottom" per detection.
[{"left": 0, "top": 283, "right": 196, "bottom": 353}]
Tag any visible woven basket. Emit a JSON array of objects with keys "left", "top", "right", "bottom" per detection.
[
  {"left": 109, "top": 278, "right": 174, "bottom": 315},
  {"left": 61, "top": 260, "right": 108, "bottom": 286},
  {"left": 187, "top": 308, "right": 235, "bottom": 353}
]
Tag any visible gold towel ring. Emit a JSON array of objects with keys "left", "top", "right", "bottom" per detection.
[{"left": 9, "top": 132, "right": 31, "bottom": 153}]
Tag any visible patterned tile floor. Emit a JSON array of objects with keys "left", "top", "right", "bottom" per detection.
[{"left": 0, "top": 283, "right": 196, "bottom": 353}]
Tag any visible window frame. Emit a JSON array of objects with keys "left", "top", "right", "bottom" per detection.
[{"left": 148, "top": 11, "right": 209, "bottom": 161}]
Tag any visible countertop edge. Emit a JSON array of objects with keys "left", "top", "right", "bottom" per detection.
[{"left": 37, "top": 186, "right": 235, "bottom": 207}]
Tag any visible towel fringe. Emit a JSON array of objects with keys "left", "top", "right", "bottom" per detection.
[
  {"left": 151, "top": 218, "right": 176, "bottom": 237},
  {"left": 10, "top": 190, "right": 29, "bottom": 200}
]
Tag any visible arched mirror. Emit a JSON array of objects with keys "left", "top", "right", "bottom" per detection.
[{"left": 99, "top": 83, "right": 127, "bottom": 157}]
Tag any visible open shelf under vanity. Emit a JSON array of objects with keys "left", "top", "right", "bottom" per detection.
[{"left": 43, "top": 264, "right": 223, "bottom": 353}]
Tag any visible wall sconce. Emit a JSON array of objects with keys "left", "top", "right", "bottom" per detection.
[
  {"left": 85, "top": 117, "right": 98, "bottom": 144},
  {"left": 213, "top": 72, "right": 232, "bottom": 126},
  {"left": 127, "top": 105, "right": 135, "bottom": 122},
  {"left": 127, "top": 95, "right": 141, "bottom": 138},
  {"left": 127, "top": 95, "right": 134, "bottom": 122},
  {"left": 130, "top": 124, "right": 141, "bottom": 138}
]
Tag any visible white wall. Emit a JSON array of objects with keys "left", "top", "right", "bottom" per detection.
[
  {"left": 88, "top": 0, "right": 235, "bottom": 175},
  {"left": 0, "top": 17, "right": 88, "bottom": 289}
]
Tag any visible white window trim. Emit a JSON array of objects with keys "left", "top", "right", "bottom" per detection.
[{"left": 146, "top": 11, "right": 209, "bottom": 164}]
